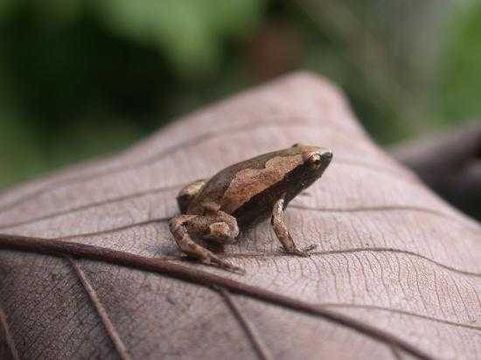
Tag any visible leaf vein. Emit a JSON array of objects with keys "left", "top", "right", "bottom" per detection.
[
  {"left": 217, "top": 288, "right": 273, "bottom": 360},
  {"left": 322, "top": 303, "right": 481, "bottom": 330},
  {"left": 67, "top": 257, "right": 131, "bottom": 360},
  {"left": 0, "top": 306, "right": 19, "bottom": 360}
]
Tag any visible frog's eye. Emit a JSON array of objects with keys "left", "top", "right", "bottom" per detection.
[
  {"left": 291, "top": 143, "right": 302, "bottom": 148},
  {"left": 303, "top": 150, "right": 321, "bottom": 166},
  {"left": 303, "top": 149, "right": 332, "bottom": 169},
  {"left": 307, "top": 153, "right": 322, "bottom": 168}
]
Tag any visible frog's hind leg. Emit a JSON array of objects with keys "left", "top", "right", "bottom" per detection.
[
  {"left": 176, "top": 179, "right": 207, "bottom": 213},
  {"left": 271, "top": 196, "right": 316, "bottom": 256},
  {"left": 169, "top": 213, "right": 243, "bottom": 273}
]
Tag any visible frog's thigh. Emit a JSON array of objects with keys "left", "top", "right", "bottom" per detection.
[
  {"left": 169, "top": 214, "right": 242, "bottom": 273},
  {"left": 271, "top": 197, "right": 316, "bottom": 256},
  {"left": 169, "top": 215, "right": 203, "bottom": 256},
  {"left": 176, "top": 179, "right": 207, "bottom": 213}
]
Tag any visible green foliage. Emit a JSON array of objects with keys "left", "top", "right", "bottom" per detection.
[
  {"left": 0, "top": 117, "right": 46, "bottom": 186},
  {"left": 438, "top": 2, "right": 481, "bottom": 122},
  {"left": 96, "top": 0, "right": 264, "bottom": 78},
  {"left": 0, "top": 0, "right": 479, "bottom": 188}
]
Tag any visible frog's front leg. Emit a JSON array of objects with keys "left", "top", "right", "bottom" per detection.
[
  {"left": 169, "top": 211, "right": 243, "bottom": 273},
  {"left": 176, "top": 179, "right": 207, "bottom": 214},
  {"left": 271, "top": 196, "right": 317, "bottom": 256}
]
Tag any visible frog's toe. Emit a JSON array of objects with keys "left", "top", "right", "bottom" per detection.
[
  {"left": 302, "top": 244, "right": 317, "bottom": 253},
  {"left": 210, "top": 256, "right": 245, "bottom": 275},
  {"left": 285, "top": 244, "right": 317, "bottom": 257}
]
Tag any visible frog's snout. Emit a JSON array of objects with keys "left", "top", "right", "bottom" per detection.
[{"left": 320, "top": 149, "right": 333, "bottom": 162}]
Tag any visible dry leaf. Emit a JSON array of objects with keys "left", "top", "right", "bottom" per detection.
[{"left": 1, "top": 72, "right": 480, "bottom": 360}]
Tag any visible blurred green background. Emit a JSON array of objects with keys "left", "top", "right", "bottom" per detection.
[{"left": 0, "top": 0, "right": 480, "bottom": 189}]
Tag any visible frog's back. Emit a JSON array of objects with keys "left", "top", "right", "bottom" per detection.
[
  {"left": 187, "top": 148, "right": 303, "bottom": 219},
  {"left": 186, "top": 153, "right": 272, "bottom": 215}
]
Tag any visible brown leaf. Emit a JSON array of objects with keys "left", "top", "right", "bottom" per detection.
[{"left": 1, "top": 72, "right": 480, "bottom": 360}]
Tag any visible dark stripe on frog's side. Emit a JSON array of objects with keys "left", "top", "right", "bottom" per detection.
[
  {"left": 233, "top": 162, "right": 313, "bottom": 228},
  {"left": 187, "top": 148, "right": 301, "bottom": 214}
]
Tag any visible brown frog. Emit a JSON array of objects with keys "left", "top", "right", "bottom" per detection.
[{"left": 169, "top": 144, "right": 333, "bottom": 273}]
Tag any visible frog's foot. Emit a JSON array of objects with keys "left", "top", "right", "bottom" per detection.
[
  {"left": 205, "top": 255, "right": 246, "bottom": 275},
  {"left": 281, "top": 244, "right": 317, "bottom": 257},
  {"left": 291, "top": 244, "right": 317, "bottom": 256},
  {"left": 180, "top": 252, "right": 244, "bottom": 274}
]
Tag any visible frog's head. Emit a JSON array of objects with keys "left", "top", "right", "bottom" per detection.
[{"left": 284, "top": 143, "right": 333, "bottom": 200}]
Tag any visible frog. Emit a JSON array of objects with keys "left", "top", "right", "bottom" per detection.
[{"left": 169, "top": 143, "right": 333, "bottom": 273}]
